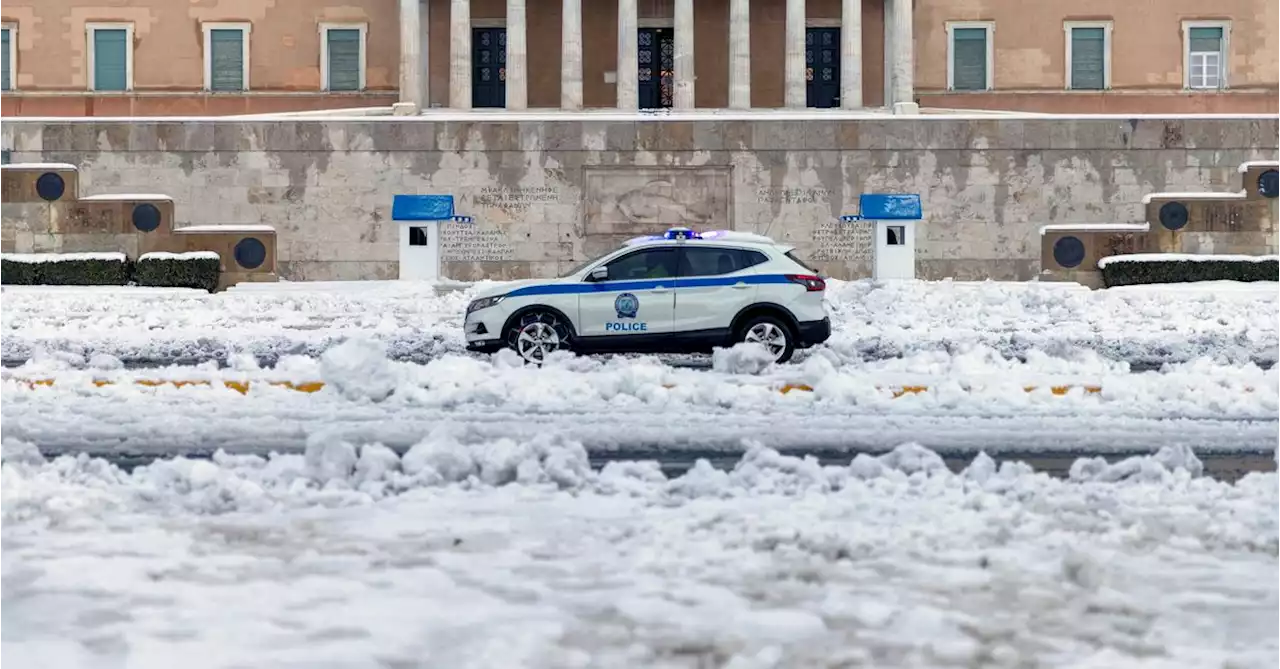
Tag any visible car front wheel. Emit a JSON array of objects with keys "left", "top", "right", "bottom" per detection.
[
  {"left": 506, "top": 311, "right": 572, "bottom": 364},
  {"left": 738, "top": 316, "right": 795, "bottom": 363}
]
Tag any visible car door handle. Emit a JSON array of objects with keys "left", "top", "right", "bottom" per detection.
[
  {"left": 649, "top": 286, "right": 670, "bottom": 294},
  {"left": 732, "top": 282, "right": 750, "bottom": 289}
]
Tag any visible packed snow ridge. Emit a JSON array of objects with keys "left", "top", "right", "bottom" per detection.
[{"left": 3, "top": 435, "right": 1276, "bottom": 668}]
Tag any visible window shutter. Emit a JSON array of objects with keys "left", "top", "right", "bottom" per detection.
[
  {"left": 209, "top": 29, "right": 244, "bottom": 91},
  {"left": 2, "top": 29, "right": 10, "bottom": 91},
  {"left": 952, "top": 28, "right": 987, "bottom": 91},
  {"left": 1188, "top": 27, "right": 1222, "bottom": 54},
  {"left": 93, "top": 29, "right": 128, "bottom": 91},
  {"left": 327, "top": 29, "right": 361, "bottom": 91},
  {"left": 1070, "top": 27, "right": 1105, "bottom": 90}
]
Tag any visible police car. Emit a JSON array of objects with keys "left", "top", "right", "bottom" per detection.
[{"left": 464, "top": 227, "right": 831, "bottom": 364}]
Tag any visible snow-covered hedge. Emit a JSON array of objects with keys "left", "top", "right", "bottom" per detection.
[
  {"left": 1099, "top": 253, "right": 1278, "bottom": 287},
  {"left": 1, "top": 252, "right": 131, "bottom": 286},
  {"left": 135, "top": 251, "right": 221, "bottom": 293},
  {"left": 1, "top": 251, "right": 222, "bottom": 291}
]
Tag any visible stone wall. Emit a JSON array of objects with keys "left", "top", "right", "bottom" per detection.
[{"left": 3, "top": 116, "right": 1277, "bottom": 281}]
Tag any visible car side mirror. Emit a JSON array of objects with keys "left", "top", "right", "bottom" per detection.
[{"left": 589, "top": 266, "right": 609, "bottom": 282}]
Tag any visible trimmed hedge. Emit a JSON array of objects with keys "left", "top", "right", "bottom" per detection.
[
  {"left": 135, "top": 252, "right": 221, "bottom": 292},
  {"left": 1, "top": 251, "right": 221, "bottom": 292},
  {"left": 1101, "top": 257, "right": 1279, "bottom": 287},
  {"left": 1, "top": 253, "right": 132, "bottom": 287}
]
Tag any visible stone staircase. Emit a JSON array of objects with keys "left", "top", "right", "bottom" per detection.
[{"left": 0, "top": 162, "right": 278, "bottom": 290}]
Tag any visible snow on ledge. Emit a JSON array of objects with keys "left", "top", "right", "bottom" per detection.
[
  {"left": 1238, "top": 160, "right": 1279, "bottom": 173},
  {"left": 175, "top": 225, "right": 276, "bottom": 233},
  {"left": 1, "top": 252, "right": 126, "bottom": 264},
  {"left": 0, "top": 162, "right": 78, "bottom": 171},
  {"left": 1141, "top": 191, "right": 1246, "bottom": 204},
  {"left": 1039, "top": 223, "right": 1149, "bottom": 236},
  {"left": 79, "top": 193, "right": 174, "bottom": 202},
  {"left": 1097, "top": 253, "right": 1279, "bottom": 268},
  {"left": 140, "top": 251, "right": 220, "bottom": 261}
]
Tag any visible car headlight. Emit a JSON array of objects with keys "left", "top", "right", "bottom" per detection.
[{"left": 467, "top": 295, "right": 505, "bottom": 314}]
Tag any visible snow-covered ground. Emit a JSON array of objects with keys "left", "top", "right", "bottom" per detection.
[
  {"left": 3, "top": 279, "right": 1276, "bottom": 368},
  {"left": 3, "top": 438, "right": 1276, "bottom": 669}
]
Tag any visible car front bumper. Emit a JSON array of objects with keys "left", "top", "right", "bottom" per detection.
[
  {"left": 795, "top": 317, "right": 831, "bottom": 348},
  {"left": 464, "top": 309, "right": 506, "bottom": 352}
]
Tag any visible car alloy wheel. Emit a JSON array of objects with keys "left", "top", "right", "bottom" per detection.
[
  {"left": 508, "top": 312, "right": 570, "bottom": 363},
  {"left": 742, "top": 319, "right": 793, "bottom": 363}
]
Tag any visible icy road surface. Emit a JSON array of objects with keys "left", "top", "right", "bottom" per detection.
[
  {"left": 3, "top": 279, "right": 1276, "bottom": 368},
  {"left": 2, "top": 438, "right": 1276, "bottom": 669},
  {"left": 4, "top": 343, "right": 1276, "bottom": 457}
]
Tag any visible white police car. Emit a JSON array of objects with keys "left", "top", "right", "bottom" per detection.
[{"left": 464, "top": 227, "right": 831, "bottom": 363}]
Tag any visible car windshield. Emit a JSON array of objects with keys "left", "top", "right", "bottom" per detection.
[{"left": 559, "top": 255, "right": 603, "bottom": 278}]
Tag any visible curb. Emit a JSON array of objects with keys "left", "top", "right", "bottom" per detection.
[{"left": 5, "top": 378, "right": 1121, "bottom": 397}]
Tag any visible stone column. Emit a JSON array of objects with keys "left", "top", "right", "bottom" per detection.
[
  {"left": 673, "top": 0, "right": 695, "bottom": 108},
  {"left": 728, "top": 0, "right": 750, "bottom": 108},
  {"left": 506, "top": 0, "right": 528, "bottom": 108},
  {"left": 784, "top": 0, "right": 806, "bottom": 108},
  {"left": 420, "top": 0, "right": 431, "bottom": 106},
  {"left": 840, "top": 0, "right": 862, "bottom": 108},
  {"left": 882, "top": 0, "right": 893, "bottom": 107},
  {"left": 616, "top": 0, "right": 638, "bottom": 109},
  {"left": 398, "top": 0, "right": 423, "bottom": 109},
  {"left": 561, "top": 0, "right": 583, "bottom": 109},
  {"left": 891, "top": 0, "right": 917, "bottom": 114},
  {"left": 449, "top": 0, "right": 471, "bottom": 109}
]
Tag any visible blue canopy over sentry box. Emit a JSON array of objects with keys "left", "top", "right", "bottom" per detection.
[
  {"left": 839, "top": 193, "right": 923, "bottom": 280},
  {"left": 392, "top": 194, "right": 475, "bottom": 223}
]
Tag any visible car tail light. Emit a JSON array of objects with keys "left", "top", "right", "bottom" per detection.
[{"left": 786, "top": 274, "right": 826, "bottom": 292}]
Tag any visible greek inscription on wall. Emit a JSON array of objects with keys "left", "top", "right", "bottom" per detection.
[
  {"left": 472, "top": 186, "right": 559, "bottom": 212},
  {"left": 810, "top": 220, "right": 872, "bottom": 261},
  {"left": 756, "top": 187, "right": 834, "bottom": 204},
  {"left": 1203, "top": 203, "right": 1244, "bottom": 232},
  {"left": 441, "top": 223, "right": 514, "bottom": 262}
]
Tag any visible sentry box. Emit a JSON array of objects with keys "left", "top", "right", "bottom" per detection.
[
  {"left": 391, "top": 194, "right": 475, "bottom": 281},
  {"left": 841, "top": 193, "right": 923, "bottom": 280}
]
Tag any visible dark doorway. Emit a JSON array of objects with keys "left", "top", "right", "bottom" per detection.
[
  {"left": 472, "top": 27, "right": 506, "bottom": 108},
  {"left": 638, "top": 27, "right": 674, "bottom": 110},
  {"left": 806, "top": 27, "right": 841, "bottom": 108}
]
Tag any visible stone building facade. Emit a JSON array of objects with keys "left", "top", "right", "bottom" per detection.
[
  {"left": 2, "top": 0, "right": 1276, "bottom": 116},
  {"left": 3, "top": 116, "right": 1276, "bottom": 282}
]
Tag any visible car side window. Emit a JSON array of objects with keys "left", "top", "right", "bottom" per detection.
[
  {"left": 678, "top": 247, "right": 769, "bottom": 277},
  {"left": 602, "top": 248, "right": 679, "bottom": 281}
]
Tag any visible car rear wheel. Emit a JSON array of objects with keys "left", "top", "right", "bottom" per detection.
[
  {"left": 506, "top": 311, "right": 572, "bottom": 364},
  {"left": 738, "top": 316, "right": 795, "bottom": 363}
]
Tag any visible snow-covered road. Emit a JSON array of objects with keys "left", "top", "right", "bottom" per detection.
[
  {"left": 3, "top": 279, "right": 1276, "bottom": 368},
  {"left": 3, "top": 439, "right": 1276, "bottom": 669}
]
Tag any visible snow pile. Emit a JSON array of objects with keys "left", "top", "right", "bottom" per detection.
[
  {"left": 139, "top": 251, "right": 221, "bottom": 261},
  {"left": 1098, "top": 253, "right": 1279, "bottom": 268},
  {"left": 711, "top": 342, "right": 776, "bottom": 375},
  {"left": 3, "top": 278, "right": 1275, "bottom": 368},
  {"left": 4, "top": 347, "right": 1277, "bottom": 457},
  {"left": 318, "top": 337, "right": 401, "bottom": 402},
  {"left": 3, "top": 438, "right": 1276, "bottom": 668}
]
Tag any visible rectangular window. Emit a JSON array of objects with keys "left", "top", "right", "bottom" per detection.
[
  {"left": 321, "top": 24, "right": 366, "bottom": 92},
  {"left": 1066, "top": 23, "right": 1109, "bottom": 90},
  {"left": 204, "top": 23, "right": 250, "bottom": 91},
  {"left": 1, "top": 26, "right": 13, "bottom": 91},
  {"left": 409, "top": 227, "right": 428, "bottom": 246},
  {"left": 948, "top": 23, "right": 992, "bottom": 91},
  {"left": 886, "top": 226, "right": 906, "bottom": 246},
  {"left": 1185, "top": 23, "right": 1227, "bottom": 90},
  {"left": 87, "top": 24, "right": 132, "bottom": 91}
]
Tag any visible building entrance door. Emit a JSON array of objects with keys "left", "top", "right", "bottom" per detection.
[{"left": 638, "top": 27, "right": 674, "bottom": 110}]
